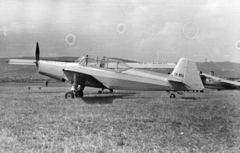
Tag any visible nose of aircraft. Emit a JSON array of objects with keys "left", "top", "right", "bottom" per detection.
[
  {"left": 38, "top": 61, "right": 67, "bottom": 81},
  {"left": 35, "top": 42, "right": 67, "bottom": 81}
]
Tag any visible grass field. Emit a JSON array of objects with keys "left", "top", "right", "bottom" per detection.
[{"left": 0, "top": 85, "right": 240, "bottom": 152}]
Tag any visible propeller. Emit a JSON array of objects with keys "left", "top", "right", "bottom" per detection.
[{"left": 35, "top": 42, "right": 40, "bottom": 67}]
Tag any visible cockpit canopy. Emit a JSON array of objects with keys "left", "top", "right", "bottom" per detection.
[{"left": 75, "top": 55, "right": 131, "bottom": 72}]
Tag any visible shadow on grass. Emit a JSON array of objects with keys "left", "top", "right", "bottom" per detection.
[
  {"left": 180, "top": 97, "right": 198, "bottom": 100},
  {"left": 81, "top": 93, "right": 136, "bottom": 104},
  {"left": 28, "top": 91, "right": 64, "bottom": 94}
]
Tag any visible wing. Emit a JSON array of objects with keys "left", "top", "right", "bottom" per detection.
[
  {"left": 4, "top": 59, "right": 36, "bottom": 65},
  {"left": 201, "top": 72, "right": 240, "bottom": 88},
  {"left": 63, "top": 69, "right": 107, "bottom": 89}
]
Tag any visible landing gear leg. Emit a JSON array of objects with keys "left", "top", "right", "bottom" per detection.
[{"left": 75, "top": 85, "right": 85, "bottom": 98}]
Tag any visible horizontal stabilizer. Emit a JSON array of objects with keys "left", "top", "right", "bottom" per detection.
[{"left": 4, "top": 59, "right": 36, "bottom": 65}]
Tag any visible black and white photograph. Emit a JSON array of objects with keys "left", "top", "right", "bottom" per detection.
[{"left": 0, "top": 0, "right": 240, "bottom": 152}]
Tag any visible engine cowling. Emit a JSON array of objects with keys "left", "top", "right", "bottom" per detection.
[{"left": 38, "top": 60, "right": 67, "bottom": 81}]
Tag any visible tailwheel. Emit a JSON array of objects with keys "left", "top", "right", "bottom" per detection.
[
  {"left": 170, "top": 93, "right": 176, "bottom": 98},
  {"left": 65, "top": 91, "right": 74, "bottom": 99},
  {"left": 98, "top": 88, "right": 104, "bottom": 94},
  {"left": 75, "top": 90, "right": 84, "bottom": 98}
]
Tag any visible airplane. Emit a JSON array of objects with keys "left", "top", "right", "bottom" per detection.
[
  {"left": 5, "top": 43, "right": 204, "bottom": 98},
  {"left": 200, "top": 71, "right": 240, "bottom": 90}
]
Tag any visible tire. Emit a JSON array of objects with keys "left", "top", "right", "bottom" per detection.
[
  {"left": 170, "top": 94, "right": 176, "bottom": 98},
  {"left": 65, "top": 91, "right": 74, "bottom": 99},
  {"left": 75, "top": 90, "right": 84, "bottom": 98}
]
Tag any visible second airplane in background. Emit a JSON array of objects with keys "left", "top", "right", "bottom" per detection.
[{"left": 200, "top": 71, "right": 240, "bottom": 90}]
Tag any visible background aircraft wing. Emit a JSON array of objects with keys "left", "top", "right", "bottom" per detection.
[
  {"left": 201, "top": 72, "right": 240, "bottom": 86},
  {"left": 219, "top": 80, "right": 240, "bottom": 88},
  {"left": 63, "top": 69, "right": 107, "bottom": 89},
  {"left": 107, "top": 57, "right": 140, "bottom": 63}
]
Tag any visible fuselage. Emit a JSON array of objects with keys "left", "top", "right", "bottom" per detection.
[
  {"left": 72, "top": 65, "right": 173, "bottom": 91},
  {"left": 38, "top": 60, "right": 187, "bottom": 91}
]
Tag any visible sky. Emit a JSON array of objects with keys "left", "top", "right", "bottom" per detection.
[{"left": 0, "top": 0, "right": 240, "bottom": 63}]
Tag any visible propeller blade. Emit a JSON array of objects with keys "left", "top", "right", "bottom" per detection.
[{"left": 35, "top": 42, "right": 40, "bottom": 67}]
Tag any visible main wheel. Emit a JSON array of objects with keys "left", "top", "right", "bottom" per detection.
[
  {"left": 170, "top": 94, "right": 176, "bottom": 98},
  {"left": 75, "top": 90, "right": 84, "bottom": 98},
  {"left": 65, "top": 91, "right": 74, "bottom": 99}
]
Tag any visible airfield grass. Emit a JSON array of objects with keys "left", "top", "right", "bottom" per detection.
[{"left": 0, "top": 86, "right": 239, "bottom": 152}]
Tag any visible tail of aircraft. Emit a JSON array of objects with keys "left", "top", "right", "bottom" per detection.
[{"left": 168, "top": 58, "right": 204, "bottom": 91}]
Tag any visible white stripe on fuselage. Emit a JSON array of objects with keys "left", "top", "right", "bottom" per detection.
[{"left": 127, "top": 63, "right": 176, "bottom": 68}]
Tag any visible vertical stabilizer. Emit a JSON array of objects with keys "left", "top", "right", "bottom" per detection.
[{"left": 169, "top": 58, "right": 204, "bottom": 90}]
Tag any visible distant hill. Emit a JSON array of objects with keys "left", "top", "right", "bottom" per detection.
[
  {"left": 1, "top": 57, "right": 240, "bottom": 79},
  {"left": 0, "top": 58, "right": 36, "bottom": 78}
]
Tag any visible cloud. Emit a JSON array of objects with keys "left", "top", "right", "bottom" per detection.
[
  {"left": 197, "top": 0, "right": 240, "bottom": 18},
  {"left": 158, "top": 22, "right": 182, "bottom": 36},
  {"left": 0, "top": 26, "right": 6, "bottom": 36},
  {"left": 5, "top": 22, "right": 36, "bottom": 33},
  {"left": 138, "top": 4, "right": 149, "bottom": 13}
]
